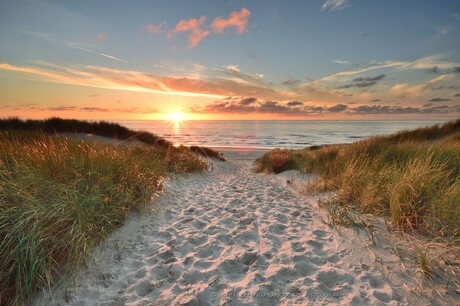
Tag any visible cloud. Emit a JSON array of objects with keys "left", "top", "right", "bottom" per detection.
[
  {"left": 328, "top": 104, "right": 348, "bottom": 112},
  {"left": 191, "top": 99, "right": 460, "bottom": 116},
  {"left": 282, "top": 78, "right": 301, "bottom": 87},
  {"left": 15, "top": 29, "right": 54, "bottom": 42},
  {"left": 370, "top": 99, "right": 381, "bottom": 102},
  {"left": 333, "top": 60, "right": 350, "bottom": 64},
  {"left": 226, "top": 65, "right": 240, "bottom": 72},
  {"left": 65, "top": 42, "right": 128, "bottom": 63},
  {"left": 352, "top": 74, "right": 386, "bottom": 82},
  {"left": 455, "top": 93, "right": 460, "bottom": 97},
  {"left": 318, "top": 62, "right": 401, "bottom": 82},
  {"left": 427, "top": 66, "right": 439, "bottom": 74},
  {"left": 146, "top": 23, "right": 163, "bottom": 33},
  {"left": 199, "top": 100, "right": 312, "bottom": 115},
  {"left": 239, "top": 97, "right": 257, "bottom": 105},
  {"left": 432, "top": 85, "right": 460, "bottom": 90},
  {"left": 286, "top": 101, "right": 304, "bottom": 107},
  {"left": 317, "top": 54, "right": 460, "bottom": 85},
  {"left": 65, "top": 42, "right": 93, "bottom": 53},
  {"left": 390, "top": 75, "right": 448, "bottom": 97},
  {"left": 321, "top": 0, "right": 349, "bottom": 12},
  {"left": 98, "top": 53, "right": 128, "bottom": 64},
  {"left": 338, "top": 74, "right": 385, "bottom": 88},
  {"left": 211, "top": 8, "right": 251, "bottom": 34},
  {"left": 429, "top": 98, "right": 451, "bottom": 102},
  {"left": 0, "top": 61, "right": 291, "bottom": 102},
  {"left": 350, "top": 104, "right": 459, "bottom": 115},
  {"left": 169, "top": 16, "right": 209, "bottom": 48},
  {"left": 7, "top": 104, "right": 158, "bottom": 114},
  {"left": 0, "top": 62, "right": 225, "bottom": 98},
  {"left": 436, "top": 25, "right": 453, "bottom": 36},
  {"left": 96, "top": 32, "right": 106, "bottom": 42}
]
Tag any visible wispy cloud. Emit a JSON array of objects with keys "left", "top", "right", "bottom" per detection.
[
  {"left": 65, "top": 42, "right": 128, "bottom": 64},
  {"left": 226, "top": 65, "right": 240, "bottom": 72},
  {"left": 96, "top": 32, "right": 106, "bottom": 42},
  {"left": 15, "top": 28, "right": 54, "bottom": 42},
  {"left": 318, "top": 61, "right": 402, "bottom": 82},
  {"left": 146, "top": 22, "right": 163, "bottom": 33},
  {"left": 168, "top": 16, "right": 209, "bottom": 48},
  {"left": 211, "top": 8, "right": 251, "bottom": 34},
  {"left": 390, "top": 75, "right": 449, "bottom": 97},
  {"left": 98, "top": 53, "right": 128, "bottom": 63},
  {"left": 321, "top": 0, "right": 349, "bottom": 12},
  {"left": 338, "top": 74, "right": 386, "bottom": 88},
  {"left": 65, "top": 42, "right": 93, "bottom": 53},
  {"left": 282, "top": 78, "right": 301, "bottom": 87},
  {"left": 313, "top": 54, "right": 460, "bottom": 89},
  {"left": 4, "top": 104, "right": 158, "bottom": 114},
  {"left": 333, "top": 60, "right": 350, "bottom": 64},
  {"left": 436, "top": 25, "right": 453, "bottom": 36},
  {"left": 0, "top": 62, "right": 235, "bottom": 99}
]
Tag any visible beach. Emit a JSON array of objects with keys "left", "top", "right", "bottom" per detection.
[{"left": 31, "top": 149, "right": 455, "bottom": 306}]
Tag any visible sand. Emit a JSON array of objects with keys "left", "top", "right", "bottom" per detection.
[{"left": 31, "top": 149, "right": 458, "bottom": 306}]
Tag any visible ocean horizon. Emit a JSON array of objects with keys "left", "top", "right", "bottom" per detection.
[{"left": 116, "top": 119, "right": 448, "bottom": 149}]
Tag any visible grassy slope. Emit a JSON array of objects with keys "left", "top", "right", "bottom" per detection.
[
  {"left": 0, "top": 125, "right": 207, "bottom": 305},
  {"left": 256, "top": 119, "right": 460, "bottom": 239},
  {"left": 0, "top": 117, "right": 170, "bottom": 147}
]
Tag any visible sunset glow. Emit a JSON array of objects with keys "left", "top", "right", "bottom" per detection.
[
  {"left": 169, "top": 112, "right": 184, "bottom": 122},
  {"left": 0, "top": 1, "right": 459, "bottom": 120}
]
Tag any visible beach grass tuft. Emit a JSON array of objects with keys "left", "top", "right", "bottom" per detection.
[
  {"left": 189, "top": 146, "right": 226, "bottom": 161},
  {"left": 0, "top": 130, "right": 206, "bottom": 305},
  {"left": 256, "top": 119, "right": 460, "bottom": 240}
]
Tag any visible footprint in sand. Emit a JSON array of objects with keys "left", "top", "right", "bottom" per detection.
[{"left": 31, "top": 158, "right": 440, "bottom": 306}]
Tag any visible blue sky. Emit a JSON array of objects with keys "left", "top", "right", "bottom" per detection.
[{"left": 1, "top": 0, "right": 459, "bottom": 119}]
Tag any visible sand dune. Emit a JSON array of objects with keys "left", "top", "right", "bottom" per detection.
[{"left": 32, "top": 151, "right": 452, "bottom": 305}]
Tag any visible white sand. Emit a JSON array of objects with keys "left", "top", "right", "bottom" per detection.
[{"left": 31, "top": 150, "right": 457, "bottom": 306}]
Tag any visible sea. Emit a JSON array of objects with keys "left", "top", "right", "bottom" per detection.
[{"left": 116, "top": 120, "right": 447, "bottom": 149}]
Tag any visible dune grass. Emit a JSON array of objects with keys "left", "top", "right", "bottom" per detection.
[
  {"left": 0, "top": 117, "right": 172, "bottom": 147},
  {"left": 190, "top": 146, "right": 226, "bottom": 161},
  {"left": 0, "top": 130, "right": 206, "bottom": 305},
  {"left": 256, "top": 119, "right": 460, "bottom": 240}
]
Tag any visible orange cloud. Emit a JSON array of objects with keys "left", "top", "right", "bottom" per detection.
[
  {"left": 212, "top": 8, "right": 251, "bottom": 34},
  {"left": 169, "top": 16, "right": 209, "bottom": 48},
  {"left": 0, "top": 61, "right": 294, "bottom": 101},
  {"left": 390, "top": 75, "right": 449, "bottom": 97},
  {"left": 146, "top": 23, "right": 162, "bottom": 33},
  {"left": 0, "top": 63, "right": 222, "bottom": 98},
  {"left": 96, "top": 32, "right": 106, "bottom": 42}
]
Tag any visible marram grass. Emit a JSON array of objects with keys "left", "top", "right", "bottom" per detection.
[
  {"left": 256, "top": 120, "right": 460, "bottom": 239},
  {"left": 0, "top": 131, "right": 206, "bottom": 305}
]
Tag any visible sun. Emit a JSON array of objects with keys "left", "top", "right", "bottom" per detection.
[{"left": 169, "top": 112, "right": 184, "bottom": 122}]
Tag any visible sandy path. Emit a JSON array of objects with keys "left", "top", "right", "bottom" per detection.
[{"left": 33, "top": 155, "right": 436, "bottom": 306}]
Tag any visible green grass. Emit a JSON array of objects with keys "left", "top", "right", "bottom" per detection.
[
  {"left": 0, "top": 130, "right": 206, "bottom": 305},
  {"left": 256, "top": 119, "right": 460, "bottom": 239}
]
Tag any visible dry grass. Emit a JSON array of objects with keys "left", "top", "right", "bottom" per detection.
[
  {"left": 256, "top": 119, "right": 460, "bottom": 240},
  {"left": 0, "top": 131, "right": 206, "bottom": 305}
]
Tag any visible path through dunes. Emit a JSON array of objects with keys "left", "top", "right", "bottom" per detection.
[{"left": 33, "top": 156, "right": 424, "bottom": 306}]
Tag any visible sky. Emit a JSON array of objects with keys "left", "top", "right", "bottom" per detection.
[{"left": 1, "top": 0, "right": 460, "bottom": 120}]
